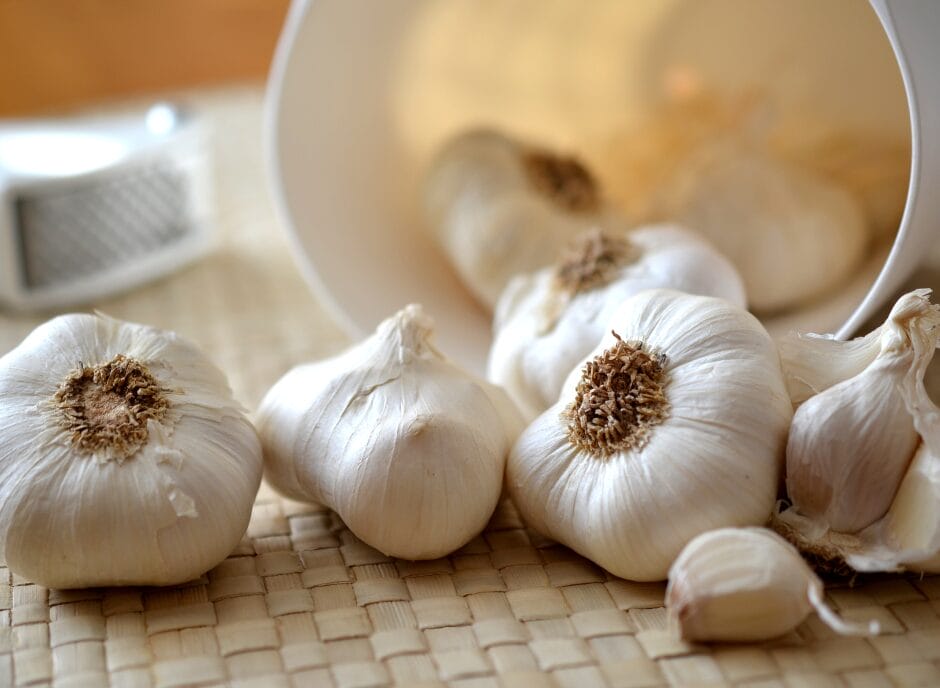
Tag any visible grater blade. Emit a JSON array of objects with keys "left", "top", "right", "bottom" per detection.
[{"left": 15, "top": 162, "right": 192, "bottom": 290}]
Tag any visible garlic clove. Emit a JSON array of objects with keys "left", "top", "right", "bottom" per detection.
[
  {"left": 785, "top": 359, "right": 920, "bottom": 533},
  {"left": 874, "top": 442, "right": 940, "bottom": 573},
  {"left": 257, "top": 304, "right": 522, "bottom": 561},
  {"left": 652, "top": 139, "right": 868, "bottom": 314},
  {"left": 487, "top": 224, "right": 746, "bottom": 420},
  {"left": 506, "top": 289, "right": 792, "bottom": 581},
  {"left": 0, "top": 314, "right": 262, "bottom": 588},
  {"left": 423, "top": 128, "right": 624, "bottom": 309},
  {"left": 666, "top": 527, "right": 878, "bottom": 643}
]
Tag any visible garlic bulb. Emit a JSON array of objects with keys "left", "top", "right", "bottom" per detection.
[
  {"left": 488, "top": 224, "right": 746, "bottom": 419},
  {"left": 666, "top": 527, "right": 878, "bottom": 642},
  {"left": 424, "top": 128, "right": 625, "bottom": 309},
  {"left": 775, "top": 289, "right": 940, "bottom": 572},
  {"left": 0, "top": 314, "right": 262, "bottom": 588},
  {"left": 257, "top": 304, "right": 522, "bottom": 560},
  {"left": 653, "top": 139, "right": 868, "bottom": 313},
  {"left": 506, "top": 289, "right": 792, "bottom": 581}
]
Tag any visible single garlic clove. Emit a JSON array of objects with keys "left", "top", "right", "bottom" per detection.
[
  {"left": 667, "top": 528, "right": 878, "bottom": 643},
  {"left": 257, "top": 304, "right": 522, "bottom": 561},
  {"left": 0, "top": 314, "right": 262, "bottom": 588},
  {"left": 785, "top": 361, "right": 920, "bottom": 533},
  {"left": 423, "top": 128, "right": 623, "bottom": 309},
  {"left": 653, "top": 139, "right": 868, "bottom": 314},
  {"left": 487, "top": 224, "right": 746, "bottom": 420},
  {"left": 506, "top": 289, "right": 792, "bottom": 581}
]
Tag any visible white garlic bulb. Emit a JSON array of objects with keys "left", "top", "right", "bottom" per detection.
[
  {"left": 257, "top": 304, "right": 522, "bottom": 560},
  {"left": 488, "top": 224, "right": 746, "bottom": 419},
  {"left": 653, "top": 139, "right": 868, "bottom": 313},
  {"left": 666, "top": 527, "right": 878, "bottom": 642},
  {"left": 775, "top": 289, "right": 940, "bottom": 572},
  {"left": 424, "top": 128, "right": 625, "bottom": 309},
  {"left": 507, "top": 289, "right": 792, "bottom": 581},
  {"left": 0, "top": 314, "right": 262, "bottom": 588}
]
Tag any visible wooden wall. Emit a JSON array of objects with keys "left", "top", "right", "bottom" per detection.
[{"left": 0, "top": 0, "right": 291, "bottom": 116}]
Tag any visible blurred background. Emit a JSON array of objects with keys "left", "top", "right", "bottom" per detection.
[
  {"left": 0, "top": 0, "right": 288, "bottom": 116},
  {"left": 0, "top": 0, "right": 348, "bottom": 409},
  {"left": 0, "top": 0, "right": 935, "bottom": 406}
]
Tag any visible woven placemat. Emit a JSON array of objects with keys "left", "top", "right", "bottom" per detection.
[{"left": 1, "top": 88, "right": 939, "bottom": 688}]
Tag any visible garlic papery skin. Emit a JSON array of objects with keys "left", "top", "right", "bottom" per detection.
[
  {"left": 506, "top": 289, "right": 792, "bottom": 581},
  {"left": 0, "top": 314, "right": 262, "bottom": 589},
  {"left": 666, "top": 527, "right": 878, "bottom": 643},
  {"left": 257, "top": 304, "right": 522, "bottom": 561},
  {"left": 424, "top": 128, "right": 626, "bottom": 309},
  {"left": 783, "top": 290, "right": 940, "bottom": 535},
  {"left": 653, "top": 140, "right": 868, "bottom": 314},
  {"left": 487, "top": 224, "right": 746, "bottom": 419}
]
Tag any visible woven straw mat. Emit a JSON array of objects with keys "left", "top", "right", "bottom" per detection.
[{"left": 0, "top": 88, "right": 939, "bottom": 688}]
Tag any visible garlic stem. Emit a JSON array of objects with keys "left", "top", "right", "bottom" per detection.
[{"left": 807, "top": 584, "right": 880, "bottom": 637}]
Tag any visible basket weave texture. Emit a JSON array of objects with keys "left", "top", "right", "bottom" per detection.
[
  {"left": 0, "top": 89, "right": 939, "bottom": 688},
  {"left": 3, "top": 491, "right": 940, "bottom": 688}
]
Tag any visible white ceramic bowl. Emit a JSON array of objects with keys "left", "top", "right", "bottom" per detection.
[{"left": 265, "top": 0, "right": 940, "bottom": 371}]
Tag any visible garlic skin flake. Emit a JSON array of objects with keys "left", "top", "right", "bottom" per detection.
[
  {"left": 0, "top": 314, "right": 262, "bottom": 589},
  {"left": 776, "top": 289, "right": 940, "bottom": 572},
  {"left": 653, "top": 140, "right": 868, "bottom": 313},
  {"left": 667, "top": 528, "right": 878, "bottom": 642},
  {"left": 507, "top": 289, "right": 792, "bottom": 581},
  {"left": 257, "top": 304, "right": 522, "bottom": 561},
  {"left": 488, "top": 224, "right": 746, "bottom": 419},
  {"left": 424, "top": 128, "right": 625, "bottom": 309}
]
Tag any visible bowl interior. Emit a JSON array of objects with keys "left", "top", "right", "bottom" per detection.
[{"left": 269, "top": 0, "right": 909, "bottom": 371}]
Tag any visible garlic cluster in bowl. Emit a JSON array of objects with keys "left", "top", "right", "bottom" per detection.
[
  {"left": 0, "top": 94, "right": 929, "bottom": 663},
  {"left": 408, "top": 118, "right": 938, "bottom": 642}
]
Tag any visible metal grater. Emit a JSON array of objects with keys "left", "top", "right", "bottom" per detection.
[{"left": 0, "top": 104, "right": 213, "bottom": 311}]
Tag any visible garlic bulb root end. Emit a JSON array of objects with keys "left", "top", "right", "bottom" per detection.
[
  {"left": 53, "top": 354, "right": 170, "bottom": 462},
  {"left": 564, "top": 332, "right": 669, "bottom": 456}
]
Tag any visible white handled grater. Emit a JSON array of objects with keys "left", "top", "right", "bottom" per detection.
[{"left": 0, "top": 104, "right": 213, "bottom": 311}]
